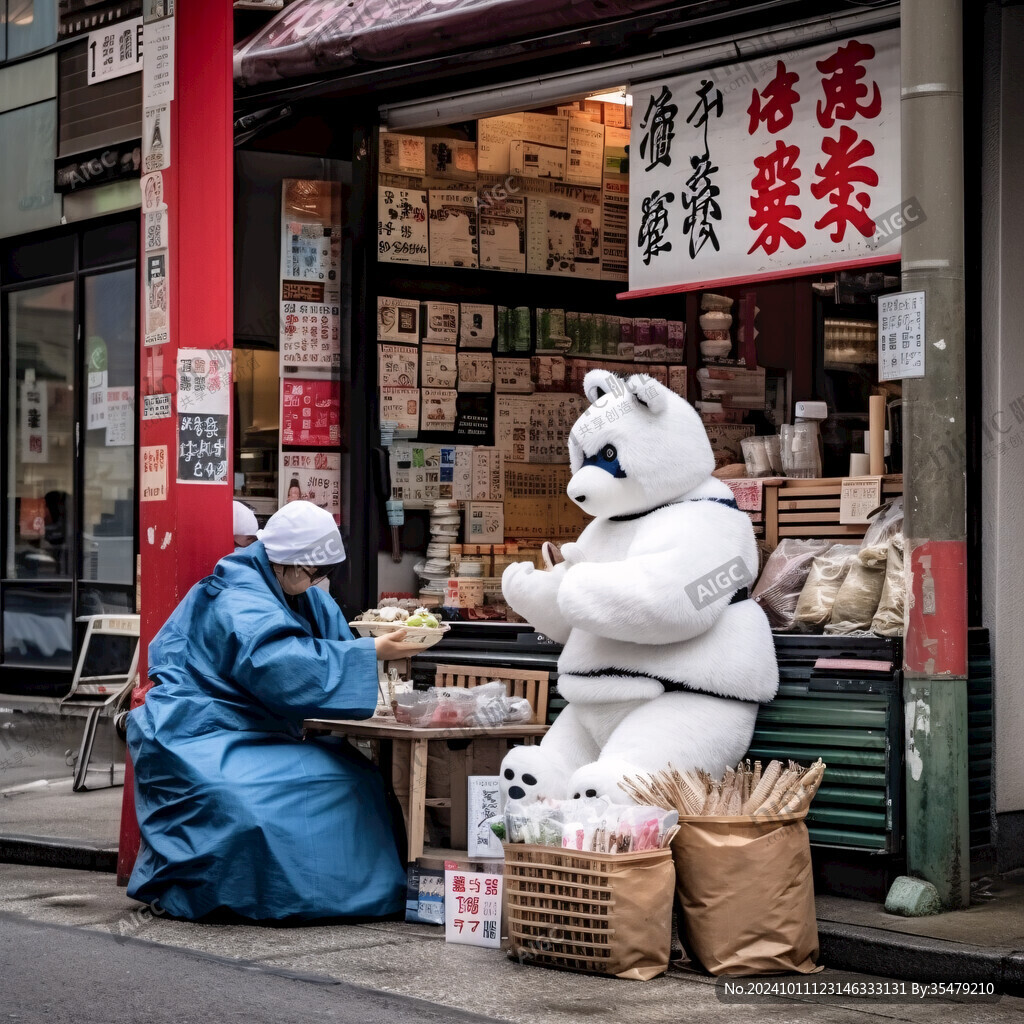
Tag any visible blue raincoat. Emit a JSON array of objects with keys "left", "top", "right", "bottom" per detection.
[{"left": 127, "top": 542, "right": 406, "bottom": 921}]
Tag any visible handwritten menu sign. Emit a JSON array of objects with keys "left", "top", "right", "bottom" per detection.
[
  {"left": 175, "top": 349, "right": 231, "bottom": 484},
  {"left": 444, "top": 863, "right": 502, "bottom": 948},
  {"left": 281, "top": 378, "right": 340, "bottom": 447},
  {"left": 141, "top": 445, "right": 168, "bottom": 502},
  {"left": 839, "top": 476, "right": 883, "bottom": 523}
]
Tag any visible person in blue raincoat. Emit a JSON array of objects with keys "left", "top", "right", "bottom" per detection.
[{"left": 127, "top": 501, "right": 417, "bottom": 921}]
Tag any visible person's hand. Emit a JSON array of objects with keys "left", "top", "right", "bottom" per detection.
[{"left": 373, "top": 629, "right": 417, "bottom": 661}]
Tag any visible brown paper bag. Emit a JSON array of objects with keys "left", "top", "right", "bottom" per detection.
[
  {"left": 505, "top": 844, "right": 674, "bottom": 981},
  {"left": 672, "top": 811, "right": 822, "bottom": 976}
]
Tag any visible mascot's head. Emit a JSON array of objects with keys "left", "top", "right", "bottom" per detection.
[{"left": 567, "top": 370, "right": 715, "bottom": 519}]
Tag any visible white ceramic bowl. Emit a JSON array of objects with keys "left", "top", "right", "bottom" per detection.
[{"left": 348, "top": 621, "right": 450, "bottom": 649}]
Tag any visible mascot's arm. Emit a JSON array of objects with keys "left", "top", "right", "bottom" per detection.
[
  {"left": 501, "top": 560, "right": 574, "bottom": 644},
  {"left": 556, "top": 508, "right": 758, "bottom": 645}
]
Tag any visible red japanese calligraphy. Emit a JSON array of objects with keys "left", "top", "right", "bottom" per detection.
[
  {"left": 816, "top": 40, "right": 882, "bottom": 129},
  {"left": 811, "top": 125, "right": 878, "bottom": 242},
  {"left": 484, "top": 879, "right": 499, "bottom": 896},
  {"left": 748, "top": 141, "right": 806, "bottom": 255},
  {"left": 451, "top": 875, "right": 465, "bottom": 893},
  {"left": 456, "top": 896, "right": 480, "bottom": 915},
  {"left": 747, "top": 61, "right": 800, "bottom": 135}
]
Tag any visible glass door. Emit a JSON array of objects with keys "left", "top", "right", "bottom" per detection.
[
  {"left": 79, "top": 268, "right": 136, "bottom": 615},
  {"left": 3, "top": 280, "right": 76, "bottom": 668}
]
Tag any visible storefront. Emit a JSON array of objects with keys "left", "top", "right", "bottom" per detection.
[
  {"left": 0, "top": 1, "right": 143, "bottom": 695},
  {"left": 220, "top": 0, "right": 1000, "bottom": 905}
]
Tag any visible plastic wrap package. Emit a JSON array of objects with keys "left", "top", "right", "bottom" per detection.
[
  {"left": 791, "top": 544, "right": 860, "bottom": 632},
  {"left": 871, "top": 533, "right": 906, "bottom": 635},
  {"left": 752, "top": 539, "right": 831, "bottom": 630},
  {"left": 392, "top": 683, "right": 532, "bottom": 727}
]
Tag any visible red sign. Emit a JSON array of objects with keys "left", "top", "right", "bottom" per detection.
[{"left": 281, "top": 378, "right": 341, "bottom": 447}]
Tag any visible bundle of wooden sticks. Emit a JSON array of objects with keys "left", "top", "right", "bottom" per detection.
[{"left": 620, "top": 759, "right": 826, "bottom": 817}]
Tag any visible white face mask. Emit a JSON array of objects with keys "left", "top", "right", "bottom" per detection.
[{"left": 272, "top": 563, "right": 314, "bottom": 596}]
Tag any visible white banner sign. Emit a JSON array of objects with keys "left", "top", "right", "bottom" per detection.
[
  {"left": 627, "top": 28, "right": 901, "bottom": 295},
  {"left": 87, "top": 18, "right": 144, "bottom": 84}
]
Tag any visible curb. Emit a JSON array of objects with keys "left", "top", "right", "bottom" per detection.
[
  {"left": 818, "top": 920, "right": 1024, "bottom": 995},
  {"left": 0, "top": 834, "right": 118, "bottom": 874}
]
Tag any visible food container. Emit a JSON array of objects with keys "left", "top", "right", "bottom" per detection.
[
  {"left": 700, "top": 311, "right": 733, "bottom": 332},
  {"left": 348, "top": 621, "right": 451, "bottom": 648},
  {"left": 701, "top": 292, "right": 735, "bottom": 312},
  {"left": 700, "top": 339, "right": 732, "bottom": 359}
]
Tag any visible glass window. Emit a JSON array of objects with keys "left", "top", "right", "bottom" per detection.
[
  {"left": 0, "top": 100, "right": 61, "bottom": 239},
  {"left": 6, "top": 280, "right": 75, "bottom": 582},
  {"left": 2, "top": 583, "right": 72, "bottom": 668},
  {"left": 81, "top": 269, "right": 136, "bottom": 585},
  {"left": 7, "top": 1, "right": 58, "bottom": 61},
  {"left": 0, "top": 1, "right": 6, "bottom": 62}
]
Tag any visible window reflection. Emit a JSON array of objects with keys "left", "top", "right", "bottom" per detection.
[
  {"left": 2, "top": 585, "right": 72, "bottom": 668},
  {"left": 6, "top": 280, "right": 75, "bottom": 580},
  {"left": 7, "top": 1, "right": 58, "bottom": 61},
  {"left": 82, "top": 270, "right": 136, "bottom": 584}
]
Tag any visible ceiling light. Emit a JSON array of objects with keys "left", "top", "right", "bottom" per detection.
[{"left": 585, "top": 89, "right": 632, "bottom": 106}]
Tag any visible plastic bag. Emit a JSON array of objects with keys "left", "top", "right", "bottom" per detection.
[
  {"left": 827, "top": 544, "right": 888, "bottom": 633},
  {"left": 792, "top": 544, "right": 860, "bottom": 632},
  {"left": 871, "top": 533, "right": 906, "bottom": 635},
  {"left": 465, "top": 681, "right": 533, "bottom": 726},
  {"left": 860, "top": 497, "right": 904, "bottom": 550},
  {"left": 752, "top": 539, "right": 831, "bottom": 630}
]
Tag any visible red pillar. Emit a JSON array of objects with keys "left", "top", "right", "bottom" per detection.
[{"left": 117, "top": 0, "right": 234, "bottom": 885}]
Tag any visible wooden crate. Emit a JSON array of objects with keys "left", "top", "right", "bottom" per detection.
[{"left": 763, "top": 475, "right": 903, "bottom": 552}]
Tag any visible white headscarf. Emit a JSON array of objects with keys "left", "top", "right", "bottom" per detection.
[
  {"left": 232, "top": 501, "right": 259, "bottom": 537},
  {"left": 259, "top": 500, "right": 346, "bottom": 566}
]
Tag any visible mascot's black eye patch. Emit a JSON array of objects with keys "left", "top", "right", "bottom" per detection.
[{"left": 582, "top": 444, "right": 627, "bottom": 479}]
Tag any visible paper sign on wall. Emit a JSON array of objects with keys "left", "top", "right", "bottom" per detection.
[
  {"left": 878, "top": 290, "right": 925, "bottom": 380},
  {"left": 839, "top": 476, "right": 883, "bottom": 523},
  {"left": 176, "top": 349, "right": 231, "bottom": 484},
  {"left": 106, "top": 387, "right": 135, "bottom": 446},
  {"left": 86, "top": 18, "right": 144, "bottom": 84},
  {"left": 143, "top": 104, "right": 170, "bottom": 173},
  {"left": 144, "top": 250, "right": 169, "bottom": 346},
  {"left": 142, "top": 17, "right": 175, "bottom": 104},
  {"left": 279, "top": 451, "right": 341, "bottom": 524},
  {"left": 141, "top": 445, "right": 168, "bottom": 501}
]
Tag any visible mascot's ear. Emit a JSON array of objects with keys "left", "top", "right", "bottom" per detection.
[
  {"left": 583, "top": 368, "right": 621, "bottom": 405},
  {"left": 625, "top": 374, "right": 671, "bottom": 414}
]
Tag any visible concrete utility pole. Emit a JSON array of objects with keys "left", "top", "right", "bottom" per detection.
[{"left": 892, "top": 0, "right": 970, "bottom": 911}]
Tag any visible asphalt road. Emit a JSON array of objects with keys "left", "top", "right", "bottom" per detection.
[{"left": 0, "top": 914, "right": 504, "bottom": 1024}]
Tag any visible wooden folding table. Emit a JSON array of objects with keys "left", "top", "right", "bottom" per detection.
[{"left": 303, "top": 717, "right": 547, "bottom": 861}]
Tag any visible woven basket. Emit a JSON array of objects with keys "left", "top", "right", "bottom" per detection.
[{"left": 504, "top": 844, "right": 674, "bottom": 980}]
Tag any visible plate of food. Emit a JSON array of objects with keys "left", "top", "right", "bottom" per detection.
[{"left": 349, "top": 606, "right": 450, "bottom": 648}]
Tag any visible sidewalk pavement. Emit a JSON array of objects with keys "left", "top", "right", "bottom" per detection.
[{"left": 2, "top": 708, "right": 1023, "bottom": 1004}]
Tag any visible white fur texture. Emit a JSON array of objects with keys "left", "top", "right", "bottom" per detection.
[{"left": 500, "top": 371, "right": 779, "bottom": 804}]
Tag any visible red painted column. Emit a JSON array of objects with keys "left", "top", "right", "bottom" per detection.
[{"left": 117, "top": 0, "right": 234, "bottom": 885}]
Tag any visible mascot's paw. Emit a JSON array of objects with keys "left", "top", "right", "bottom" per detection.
[
  {"left": 567, "top": 758, "right": 640, "bottom": 805},
  {"left": 500, "top": 745, "right": 566, "bottom": 805}
]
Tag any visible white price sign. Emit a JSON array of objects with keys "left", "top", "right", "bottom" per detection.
[
  {"left": 878, "top": 290, "right": 925, "bottom": 380},
  {"left": 87, "top": 19, "right": 143, "bottom": 84}
]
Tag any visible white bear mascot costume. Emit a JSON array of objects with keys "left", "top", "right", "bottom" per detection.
[{"left": 500, "top": 370, "right": 779, "bottom": 804}]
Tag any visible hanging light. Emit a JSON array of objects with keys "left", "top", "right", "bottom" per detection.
[{"left": 9, "top": 1, "right": 35, "bottom": 26}]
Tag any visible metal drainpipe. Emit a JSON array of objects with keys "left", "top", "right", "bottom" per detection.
[{"left": 897, "top": 0, "right": 970, "bottom": 909}]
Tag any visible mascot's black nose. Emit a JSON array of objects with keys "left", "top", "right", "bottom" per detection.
[
  {"left": 508, "top": 785, "right": 526, "bottom": 800},
  {"left": 573, "top": 495, "right": 586, "bottom": 503}
]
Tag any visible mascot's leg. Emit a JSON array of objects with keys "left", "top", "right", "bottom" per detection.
[
  {"left": 499, "top": 703, "right": 598, "bottom": 805},
  {"left": 567, "top": 692, "right": 760, "bottom": 803}
]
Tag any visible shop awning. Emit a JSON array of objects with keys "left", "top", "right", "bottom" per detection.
[{"left": 234, "top": 0, "right": 706, "bottom": 88}]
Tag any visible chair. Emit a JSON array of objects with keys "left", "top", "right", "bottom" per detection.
[
  {"left": 61, "top": 614, "right": 140, "bottom": 791},
  {"left": 431, "top": 663, "right": 550, "bottom": 725}
]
